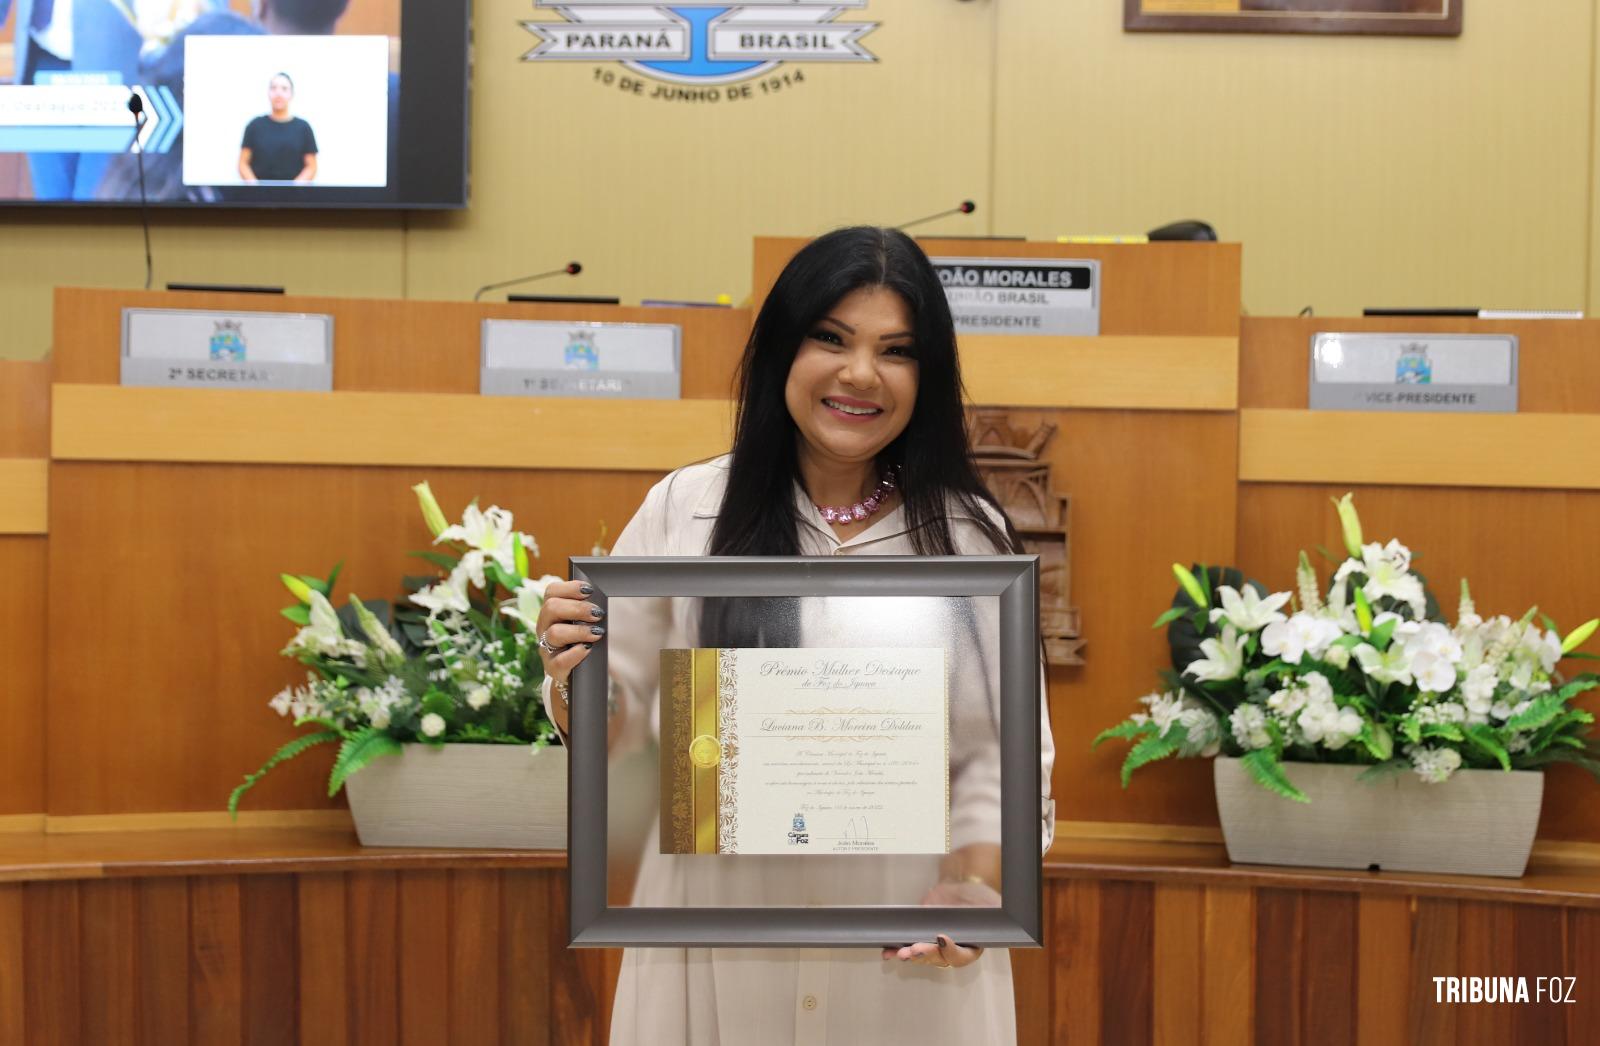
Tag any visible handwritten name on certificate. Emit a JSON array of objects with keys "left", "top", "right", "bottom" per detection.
[{"left": 660, "top": 648, "right": 950, "bottom": 856}]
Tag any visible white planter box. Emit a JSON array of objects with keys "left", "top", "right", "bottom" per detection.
[
  {"left": 1214, "top": 756, "right": 1542, "bottom": 878},
  {"left": 345, "top": 742, "right": 567, "bottom": 849}
]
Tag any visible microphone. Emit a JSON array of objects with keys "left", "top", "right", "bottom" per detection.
[
  {"left": 127, "top": 91, "right": 153, "bottom": 290},
  {"left": 895, "top": 200, "right": 976, "bottom": 233},
  {"left": 473, "top": 262, "right": 582, "bottom": 302}
]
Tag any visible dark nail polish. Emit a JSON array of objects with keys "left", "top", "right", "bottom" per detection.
[
  {"left": 579, "top": 583, "right": 594, "bottom": 595},
  {"left": 590, "top": 605, "right": 606, "bottom": 620},
  {"left": 581, "top": 643, "right": 592, "bottom": 651},
  {"left": 590, "top": 625, "right": 606, "bottom": 637}
]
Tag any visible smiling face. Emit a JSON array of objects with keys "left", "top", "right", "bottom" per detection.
[
  {"left": 783, "top": 285, "right": 919, "bottom": 479},
  {"left": 268, "top": 74, "right": 293, "bottom": 115}
]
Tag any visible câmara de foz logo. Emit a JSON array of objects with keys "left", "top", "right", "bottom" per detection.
[{"left": 522, "top": 1, "right": 878, "bottom": 92}]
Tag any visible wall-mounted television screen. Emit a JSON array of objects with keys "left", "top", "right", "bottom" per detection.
[{"left": 0, "top": 0, "right": 468, "bottom": 208}]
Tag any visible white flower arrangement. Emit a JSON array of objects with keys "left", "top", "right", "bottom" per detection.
[
  {"left": 229, "top": 482, "right": 565, "bottom": 814},
  {"left": 1096, "top": 495, "right": 1600, "bottom": 801}
]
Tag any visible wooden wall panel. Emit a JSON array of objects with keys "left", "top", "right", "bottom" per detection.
[
  {"left": 1051, "top": 410, "right": 1238, "bottom": 830},
  {"left": 0, "top": 361, "right": 47, "bottom": 820},
  {"left": 1241, "top": 316, "right": 1600, "bottom": 414},
  {"left": 0, "top": 539, "right": 45, "bottom": 817},
  {"left": 397, "top": 871, "right": 451, "bottom": 1046},
  {"left": 45, "top": 465, "right": 660, "bottom": 816},
  {"left": 138, "top": 878, "right": 192, "bottom": 1045},
  {"left": 79, "top": 879, "right": 139, "bottom": 1046},
  {"left": 1355, "top": 895, "right": 1410, "bottom": 1046},
  {"left": 7, "top": 868, "right": 1600, "bottom": 1043},
  {"left": 346, "top": 871, "right": 399, "bottom": 1046},
  {"left": 0, "top": 360, "right": 49, "bottom": 457},
  {"left": 1099, "top": 881, "right": 1155, "bottom": 1046}
]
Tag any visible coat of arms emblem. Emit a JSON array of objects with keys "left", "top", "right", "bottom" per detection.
[
  {"left": 564, "top": 330, "right": 600, "bottom": 370},
  {"left": 209, "top": 320, "right": 247, "bottom": 362},
  {"left": 1395, "top": 343, "right": 1432, "bottom": 384}
]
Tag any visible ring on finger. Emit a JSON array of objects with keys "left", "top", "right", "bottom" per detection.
[{"left": 538, "top": 629, "right": 558, "bottom": 655}]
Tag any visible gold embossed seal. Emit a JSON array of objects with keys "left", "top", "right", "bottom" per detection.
[{"left": 689, "top": 733, "right": 720, "bottom": 769}]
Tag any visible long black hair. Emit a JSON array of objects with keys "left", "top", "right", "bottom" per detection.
[{"left": 708, "top": 226, "right": 1021, "bottom": 558}]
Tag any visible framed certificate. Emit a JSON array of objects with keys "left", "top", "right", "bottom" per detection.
[
  {"left": 566, "top": 556, "right": 1043, "bottom": 949},
  {"left": 1124, "top": 0, "right": 1461, "bottom": 37}
]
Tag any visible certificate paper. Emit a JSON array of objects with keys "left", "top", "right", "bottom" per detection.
[{"left": 660, "top": 647, "right": 949, "bottom": 856}]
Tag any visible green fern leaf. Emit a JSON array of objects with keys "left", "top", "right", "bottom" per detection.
[
  {"left": 327, "top": 728, "right": 403, "bottom": 797},
  {"left": 1507, "top": 694, "right": 1565, "bottom": 733},
  {"left": 1239, "top": 749, "right": 1309, "bottom": 802},
  {"left": 1093, "top": 720, "right": 1157, "bottom": 748},
  {"left": 228, "top": 730, "right": 341, "bottom": 816},
  {"left": 1120, "top": 724, "right": 1188, "bottom": 786},
  {"left": 1462, "top": 724, "right": 1512, "bottom": 771},
  {"left": 1419, "top": 722, "right": 1465, "bottom": 743}
]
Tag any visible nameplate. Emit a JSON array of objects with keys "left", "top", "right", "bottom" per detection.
[
  {"left": 480, "top": 320, "right": 681, "bottom": 399},
  {"left": 121, "top": 309, "right": 333, "bottom": 391},
  {"left": 1309, "top": 333, "right": 1518, "bottom": 413},
  {"left": 929, "top": 257, "right": 1100, "bottom": 336}
]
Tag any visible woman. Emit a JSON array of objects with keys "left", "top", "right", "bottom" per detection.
[{"left": 536, "top": 226, "right": 1056, "bottom": 1044}]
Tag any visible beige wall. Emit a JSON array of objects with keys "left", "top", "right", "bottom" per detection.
[{"left": 2, "top": 0, "right": 1594, "bottom": 360}]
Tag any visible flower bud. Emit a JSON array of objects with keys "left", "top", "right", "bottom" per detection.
[
  {"left": 412, "top": 481, "right": 449, "bottom": 539},
  {"left": 1172, "top": 563, "right": 1209, "bottom": 609},
  {"left": 1332, "top": 493, "right": 1363, "bottom": 559},
  {"left": 280, "top": 573, "right": 314, "bottom": 604},
  {"left": 1562, "top": 618, "right": 1599, "bottom": 654}
]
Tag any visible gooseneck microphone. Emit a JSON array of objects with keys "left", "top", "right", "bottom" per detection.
[
  {"left": 473, "top": 262, "right": 583, "bottom": 302},
  {"left": 127, "top": 91, "right": 153, "bottom": 290},
  {"left": 894, "top": 200, "right": 976, "bottom": 233}
]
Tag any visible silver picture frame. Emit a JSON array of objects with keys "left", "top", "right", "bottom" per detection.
[{"left": 566, "top": 554, "right": 1043, "bottom": 949}]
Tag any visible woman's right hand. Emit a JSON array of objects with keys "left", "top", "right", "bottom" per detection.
[{"left": 535, "top": 579, "right": 607, "bottom": 735}]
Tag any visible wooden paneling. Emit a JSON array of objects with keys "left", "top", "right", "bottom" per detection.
[
  {"left": 4, "top": 835, "right": 1600, "bottom": 1042},
  {"left": 0, "top": 360, "right": 50, "bottom": 457},
  {"left": 0, "top": 539, "right": 45, "bottom": 817},
  {"left": 753, "top": 238, "right": 1244, "bottom": 338},
  {"left": 0, "top": 867, "right": 611, "bottom": 1046},
  {"left": 0, "top": 459, "right": 46, "bottom": 533},
  {"left": 53, "top": 385, "right": 736, "bottom": 473},
  {"left": 1241, "top": 316, "right": 1600, "bottom": 413},
  {"left": 50, "top": 289, "right": 750, "bottom": 401},
  {"left": 1240, "top": 409, "right": 1600, "bottom": 489},
  {"left": 1050, "top": 409, "right": 1238, "bottom": 829},
  {"left": 45, "top": 465, "right": 660, "bottom": 816},
  {"left": 962, "top": 335, "right": 1238, "bottom": 410}
]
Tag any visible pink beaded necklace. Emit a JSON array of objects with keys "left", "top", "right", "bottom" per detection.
[{"left": 815, "top": 468, "right": 898, "bottom": 525}]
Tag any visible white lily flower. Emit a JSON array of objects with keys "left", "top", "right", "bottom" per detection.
[
  {"left": 1209, "top": 585, "right": 1291, "bottom": 633},
  {"left": 411, "top": 568, "right": 471, "bottom": 616},
  {"left": 500, "top": 574, "right": 564, "bottom": 628},
  {"left": 1334, "top": 539, "right": 1427, "bottom": 618},
  {"left": 284, "top": 590, "right": 366, "bottom": 659},
  {"left": 438, "top": 505, "right": 519, "bottom": 576},
  {"left": 1353, "top": 642, "right": 1414, "bottom": 686},
  {"left": 1184, "top": 626, "right": 1247, "bottom": 682}
]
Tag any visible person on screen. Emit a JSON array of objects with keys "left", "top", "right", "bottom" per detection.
[
  {"left": 237, "top": 72, "right": 317, "bottom": 182},
  {"left": 532, "top": 227, "right": 1056, "bottom": 1045},
  {"left": 0, "top": 0, "right": 221, "bottom": 199}
]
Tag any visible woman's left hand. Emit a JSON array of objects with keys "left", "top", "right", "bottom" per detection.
[{"left": 881, "top": 934, "right": 983, "bottom": 970}]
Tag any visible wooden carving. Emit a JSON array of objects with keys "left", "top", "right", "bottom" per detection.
[{"left": 969, "top": 410, "right": 1084, "bottom": 666}]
